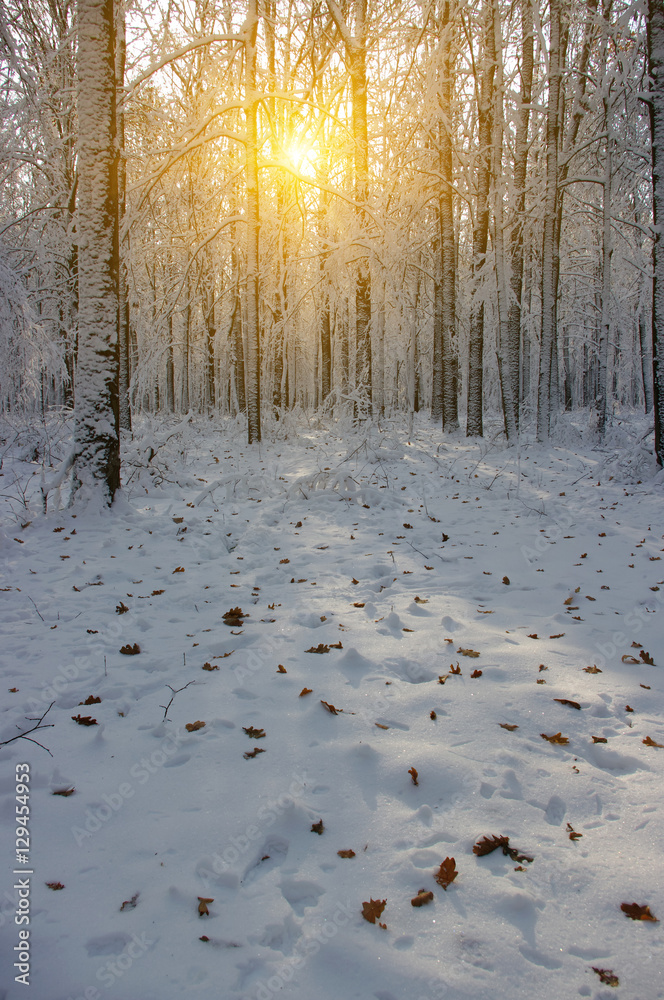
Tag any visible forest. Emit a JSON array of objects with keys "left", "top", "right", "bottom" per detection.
[{"left": 1, "top": 0, "right": 664, "bottom": 503}]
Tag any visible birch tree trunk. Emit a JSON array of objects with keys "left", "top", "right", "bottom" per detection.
[
  {"left": 536, "top": 0, "right": 562, "bottom": 441},
  {"left": 648, "top": 0, "right": 664, "bottom": 464},
  {"left": 244, "top": 0, "right": 261, "bottom": 442},
  {"left": 74, "top": 0, "right": 120, "bottom": 502},
  {"left": 439, "top": 1, "right": 459, "bottom": 431}
]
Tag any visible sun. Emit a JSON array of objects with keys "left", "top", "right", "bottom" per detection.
[{"left": 282, "top": 141, "right": 318, "bottom": 177}]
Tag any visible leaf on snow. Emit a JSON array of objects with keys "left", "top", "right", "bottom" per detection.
[
  {"left": 541, "top": 732, "right": 569, "bottom": 744},
  {"left": 527, "top": 634, "right": 539, "bottom": 639},
  {"left": 115, "top": 602, "right": 129, "bottom": 614},
  {"left": 223, "top": 607, "right": 248, "bottom": 627},
  {"left": 198, "top": 897, "right": 213, "bottom": 916},
  {"left": 554, "top": 699, "right": 581, "bottom": 710},
  {"left": 592, "top": 968, "right": 619, "bottom": 987},
  {"left": 71, "top": 715, "right": 97, "bottom": 726},
  {"left": 185, "top": 721, "right": 206, "bottom": 732},
  {"left": 499, "top": 723, "right": 518, "bottom": 731},
  {"left": 172, "top": 566, "right": 185, "bottom": 573},
  {"left": 592, "top": 736, "right": 608, "bottom": 743},
  {"left": 566, "top": 823, "right": 582, "bottom": 841},
  {"left": 52, "top": 787, "right": 75, "bottom": 796},
  {"left": 338, "top": 849, "right": 356, "bottom": 858},
  {"left": 473, "top": 835, "right": 533, "bottom": 864},
  {"left": 414, "top": 596, "right": 428, "bottom": 604},
  {"left": 621, "top": 902, "right": 658, "bottom": 921},
  {"left": 119, "top": 643, "right": 140, "bottom": 655},
  {"left": 621, "top": 655, "right": 640, "bottom": 664},
  {"left": 307, "top": 643, "right": 330, "bottom": 653},
  {"left": 449, "top": 663, "right": 461, "bottom": 675},
  {"left": 457, "top": 648, "right": 480, "bottom": 657},
  {"left": 643, "top": 736, "right": 664, "bottom": 748},
  {"left": 583, "top": 665, "right": 602, "bottom": 673},
  {"left": 434, "top": 857, "right": 458, "bottom": 889},
  {"left": 79, "top": 695, "right": 101, "bottom": 705},
  {"left": 299, "top": 687, "right": 313, "bottom": 697},
  {"left": 311, "top": 819, "right": 324, "bottom": 835},
  {"left": 470, "top": 669, "right": 483, "bottom": 678},
  {"left": 640, "top": 650, "right": 655, "bottom": 665},
  {"left": 408, "top": 767, "right": 419, "bottom": 786},
  {"left": 46, "top": 882, "right": 65, "bottom": 890},
  {"left": 242, "top": 726, "right": 265, "bottom": 739},
  {"left": 244, "top": 747, "right": 266, "bottom": 759},
  {"left": 411, "top": 889, "right": 434, "bottom": 907},
  {"left": 276, "top": 664, "right": 287, "bottom": 673},
  {"left": 361, "top": 898, "right": 387, "bottom": 924},
  {"left": 202, "top": 663, "right": 219, "bottom": 671},
  {"left": 321, "top": 700, "right": 341, "bottom": 714},
  {"left": 120, "top": 892, "right": 139, "bottom": 911}
]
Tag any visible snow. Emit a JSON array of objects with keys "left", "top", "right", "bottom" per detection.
[{"left": 1, "top": 414, "right": 663, "bottom": 1000}]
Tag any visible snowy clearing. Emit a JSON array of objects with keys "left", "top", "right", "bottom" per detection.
[{"left": 1, "top": 414, "right": 663, "bottom": 1000}]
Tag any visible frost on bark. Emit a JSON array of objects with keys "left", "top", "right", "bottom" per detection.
[
  {"left": 244, "top": 0, "right": 261, "bottom": 443},
  {"left": 536, "top": 0, "right": 562, "bottom": 442},
  {"left": 649, "top": 0, "right": 664, "bottom": 464},
  {"left": 74, "top": 0, "right": 120, "bottom": 503}
]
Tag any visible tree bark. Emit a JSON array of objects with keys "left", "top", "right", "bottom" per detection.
[
  {"left": 648, "top": 0, "right": 664, "bottom": 463},
  {"left": 244, "top": 0, "right": 261, "bottom": 442},
  {"left": 74, "top": 0, "right": 120, "bottom": 503}
]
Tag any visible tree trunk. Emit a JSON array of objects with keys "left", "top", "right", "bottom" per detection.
[
  {"left": 438, "top": 6, "right": 459, "bottom": 431},
  {"left": 467, "top": 0, "right": 495, "bottom": 437},
  {"left": 640, "top": 312, "right": 654, "bottom": 411},
  {"left": 244, "top": 0, "right": 261, "bottom": 442},
  {"left": 115, "top": 0, "right": 130, "bottom": 432},
  {"left": 648, "top": 0, "right": 664, "bottom": 463},
  {"left": 597, "top": 122, "right": 612, "bottom": 435},
  {"left": 73, "top": 0, "right": 120, "bottom": 503},
  {"left": 166, "top": 313, "right": 175, "bottom": 412},
  {"left": 537, "top": 0, "right": 562, "bottom": 441}
]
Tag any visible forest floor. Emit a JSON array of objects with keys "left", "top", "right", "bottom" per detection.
[{"left": 1, "top": 411, "right": 663, "bottom": 1000}]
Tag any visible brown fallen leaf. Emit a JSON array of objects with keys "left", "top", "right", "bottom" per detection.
[
  {"left": 470, "top": 669, "right": 483, "bottom": 678},
  {"left": 408, "top": 766, "right": 419, "bottom": 786},
  {"left": 643, "top": 736, "right": 664, "bottom": 748},
  {"left": 592, "top": 736, "right": 608, "bottom": 743},
  {"left": 172, "top": 566, "right": 185, "bottom": 574},
  {"left": 337, "top": 849, "right": 356, "bottom": 858},
  {"left": 242, "top": 726, "right": 265, "bottom": 739},
  {"left": 361, "top": 898, "right": 386, "bottom": 924},
  {"left": 244, "top": 747, "right": 266, "bottom": 759},
  {"left": 299, "top": 687, "right": 313, "bottom": 697},
  {"left": 52, "top": 787, "right": 75, "bottom": 796},
  {"left": 541, "top": 732, "right": 569, "bottom": 745},
  {"left": 198, "top": 897, "right": 213, "bottom": 916},
  {"left": 276, "top": 664, "right": 287, "bottom": 673},
  {"left": 499, "top": 723, "right": 519, "bottom": 731},
  {"left": 46, "top": 882, "right": 65, "bottom": 890},
  {"left": 457, "top": 647, "right": 480, "bottom": 657},
  {"left": 223, "top": 607, "right": 248, "bottom": 627},
  {"left": 622, "top": 654, "right": 640, "bottom": 664},
  {"left": 321, "top": 700, "right": 341, "bottom": 715},
  {"left": 430, "top": 711, "right": 437, "bottom": 720},
  {"left": 502, "top": 576, "right": 510, "bottom": 585},
  {"left": 414, "top": 596, "right": 429, "bottom": 603},
  {"left": 185, "top": 721, "right": 205, "bottom": 732},
  {"left": 449, "top": 663, "right": 461, "bottom": 675},
  {"left": 566, "top": 823, "right": 582, "bottom": 841},
  {"left": 307, "top": 644, "right": 330, "bottom": 654},
  {"left": 640, "top": 650, "right": 655, "bottom": 665},
  {"left": 120, "top": 643, "right": 140, "bottom": 655},
  {"left": 79, "top": 695, "right": 101, "bottom": 705},
  {"left": 549, "top": 633, "right": 565, "bottom": 639},
  {"left": 583, "top": 665, "right": 602, "bottom": 673},
  {"left": 528, "top": 633, "right": 539, "bottom": 639},
  {"left": 120, "top": 892, "right": 139, "bottom": 911},
  {"left": 621, "top": 902, "right": 658, "bottom": 921},
  {"left": 353, "top": 602, "right": 365, "bottom": 608},
  {"left": 592, "top": 968, "right": 619, "bottom": 987},
  {"left": 311, "top": 819, "right": 324, "bottom": 835},
  {"left": 329, "top": 641, "right": 343, "bottom": 649},
  {"left": 411, "top": 889, "right": 434, "bottom": 907},
  {"left": 554, "top": 698, "right": 581, "bottom": 710},
  {"left": 434, "top": 857, "right": 458, "bottom": 890},
  {"left": 375, "top": 723, "right": 389, "bottom": 729},
  {"left": 71, "top": 715, "right": 97, "bottom": 726},
  {"left": 473, "top": 835, "right": 533, "bottom": 864}
]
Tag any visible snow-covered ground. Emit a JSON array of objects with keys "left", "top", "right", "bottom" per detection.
[{"left": 1, "top": 413, "right": 663, "bottom": 1000}]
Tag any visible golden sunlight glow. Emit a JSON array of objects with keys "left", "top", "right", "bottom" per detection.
[{"left": 282, "top": 142, "right": 318, "bottom": 177}]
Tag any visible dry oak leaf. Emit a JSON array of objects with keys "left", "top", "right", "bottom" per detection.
[
  {"left": 499, "top": 723, "right": 519, "bottom": 731},
  {"left": 120, "top": 643, "right": 140, "bottom": 655},
  {"left": 583, "top": 665, "right": 602, "bottom": 673},
  {"left": 116, "top": 602, "right": 129, "bottom": 614},
  {"left": 640, "top": 650, "right": 655, "bottom": 665},
  {"left": 622, "top": 655, "right": 640, "bottom": 664},
  {"left": 46, "top": 882, "right": 65, "bottom": 890},
  {"left": 449, "top": 663, "right": 462, "bottom": 675},
  {"left": 414, "top": 596, "right": 428, "bottom": 604},
  {"left": 408, "top": 767, "right": 419, "bottom": 786},
  {"left": 621, "top": 902, "right": 658, "bottom": 921},
  {"left": 311, "top": 820, "right": 324, "bottom": 835},
  {"left": 198, "top": 897, "right": 213, "bottom": 916},
  {"left": 592, "top": 968, "right": 619, "bottom": 987},
  {"left": 276, "top": 664, "right": 287, "bottom": 673},
  {"left": 470, "top": 669, "right": 483, "bottom": 678},
  {"left": 338, "top": 850, "right": 356, "bottom": 858},
  {"left": 321, "top": 700, "right": 341, "bottom": 715},
  {"left": 71, "top": 715, "right": 97, "bottom": 726},
  {"left": 329, "top": 641, "right": 343, "bottom": 649},
  {"left": 185, "top": 721, "right": 206, "bottom": 732},
  {"left": 457, "top": 647, "right": 480, "bottom": 657},
  {"left": 299, "top": 688, "right": 313, "bottom": 697},
  {"left": 411, "top": 890, "right": 434, "bottom": 907},
  {"left": 307, "top": 643, "right": 330, "bottom": 654},
  {"left": 244, "top": 747, "right": 266, "bottom": 759},
  {"left": 566, "top": 823, "right": 582, "bottom": 841},
  {"left": 362, "top": 898, "right": 387, "bottom": 924},
  {"left": 223, "top": 607, "right": 248, "bottom": 627},
  {"left": 592, "top": 736, "right": 608, "bottom": 744},
  {"left": 172, "top": 566, "right": 185, "bottom": 573},
  {"left": 643, "top": 736, "right": 664, "bottom": 748},
  {"left": 375, "top": 723, "right": 389, "bottom": 730},
  {"left": 242, "top": 726, "right": 265, "bottom": 739},
  {"left": 473, "top": 835, "right": 533, "bottom": 864},
  {"left": 79, "top": 695, "right": 101, "bottom": 705},
  {"left": 120, "top": 893, "right": 139, "bottom": 911},
  {"left": 52, "top": 787, "right": 75, "bottom": 796},
  {"left": 527, "top": 634, "right": 539, "bottom": 639},
  {"left": 202, "top": 663, "right": 219, "bottom": 671},
  {"left": 541, "top": 732, "right": 569, "bottom": 745},
  {"left": 554, "top": 698, "right": 581, "bottom": 710},
  {"left": 434, "top": 857, "right": 458, "bottom": 890}
]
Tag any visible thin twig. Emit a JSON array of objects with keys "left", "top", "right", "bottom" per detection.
[
  {"left": 27, "top": 596, "right": 44, "bottom": 621},
  {"left": 160, "top": 681, "right": 195, "bottom": 721},
  {"left": 0, "top": 702, "right": 55, "bottom": 755}
]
